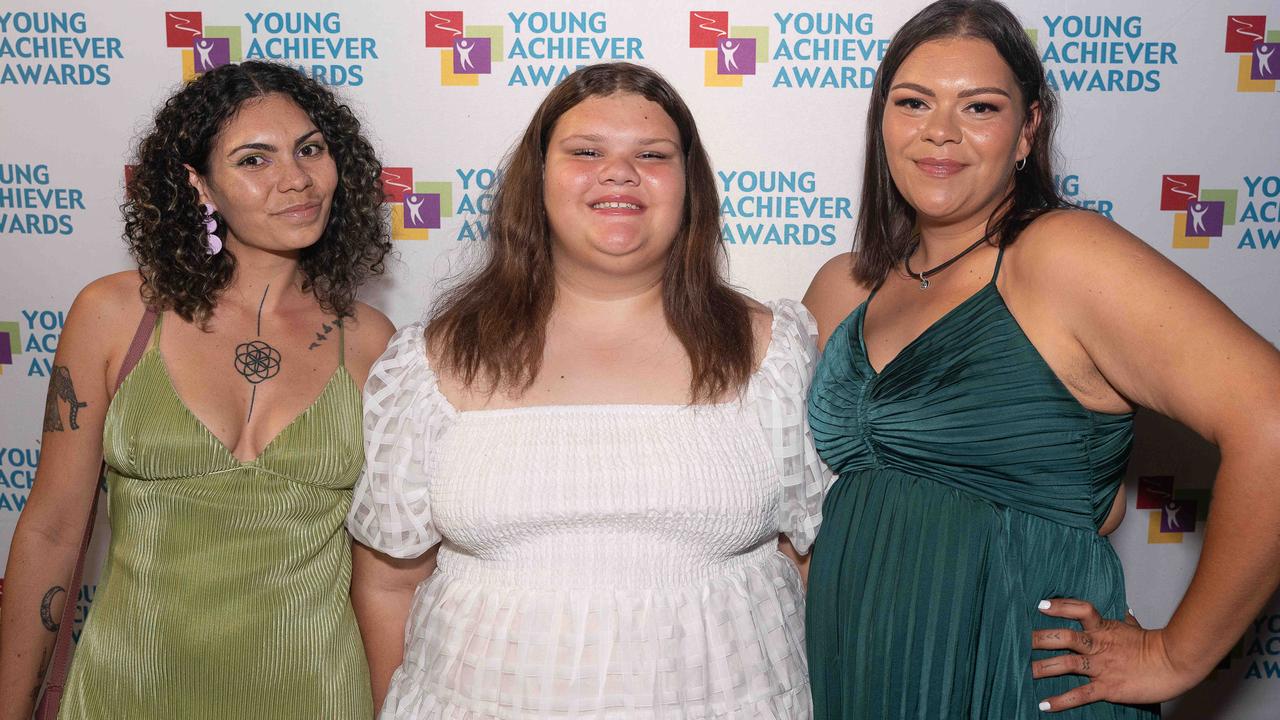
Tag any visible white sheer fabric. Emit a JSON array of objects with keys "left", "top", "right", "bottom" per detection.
[{"left": 349, "top": 300, "right": 832, "bottom": 719}]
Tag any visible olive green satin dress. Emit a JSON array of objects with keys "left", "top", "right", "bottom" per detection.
[
  {"left": 806, "top": 248, "right": 1159, "bottom": 719},
  {"left": 59, "top": 315, "right": 372, "bottom": 719}
]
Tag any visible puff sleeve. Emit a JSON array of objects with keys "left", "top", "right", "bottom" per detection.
[
  {"left": 347, "top": 322, "right": 454, "bottom": 558},
  {"left": 750, "top": 299, "right": 834, "bottom": 555}
]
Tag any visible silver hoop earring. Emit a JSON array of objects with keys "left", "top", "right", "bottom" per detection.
[{"left": 1015, "top": 157, "right": 1028, "bottom": 171}]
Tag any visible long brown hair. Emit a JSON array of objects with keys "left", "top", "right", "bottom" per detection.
[
  {"left": 852, "top": 0, "right": 1072, "bottom": 285},
  {"left": 427, "top": 62, "right": 752, "bottom": 403}
]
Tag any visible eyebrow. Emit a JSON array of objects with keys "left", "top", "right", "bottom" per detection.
[
  {"left": 227, "top": 128, "right": 322, "bottom": 156},
  {"left": 559, "top": 134, "right": 679, "bottom": 146},
  {"left": 889, "top": 82, "right": 1011, "bottom": 99}
]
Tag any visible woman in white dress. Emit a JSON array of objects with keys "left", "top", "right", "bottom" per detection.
[{"left": 347, "top": 62, "right": 830, "bottom": 719}]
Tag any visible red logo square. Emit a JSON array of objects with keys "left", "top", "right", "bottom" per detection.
[
  {"left": 382, "top": 168, "right": 414, "bottom": 202},
  {"left": 426, "top": 11, "right": 465, "bottom": 48},
  {"left": 1225, "top": 16, "right": 1267, "bottom": 53},
  {"left": 1160, "top": 175, "right": 1200, "bottom": 212},
  {"left": 689, "top": 11, "right": 729, "bottom": 49},
  {"left": 1136, "top": 476, "right": 1175, "bottom": 510},
  {"left": 165, "top": 12, "right": 203, "bottom": 48}
]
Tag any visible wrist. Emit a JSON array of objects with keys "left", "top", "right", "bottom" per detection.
[{"left": 1152, "top": 625, "right": 1217, "bottom": 690}]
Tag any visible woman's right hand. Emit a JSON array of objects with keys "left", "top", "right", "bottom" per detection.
[{"left": 0, "top": 273, "right": 139, "bottom": 719}]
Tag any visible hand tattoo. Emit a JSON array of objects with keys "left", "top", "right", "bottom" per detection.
[
  {"left": 232, "top": 285, "right": 281, "bottom": 422},
  {"left": 39, "top": 586, "right": 65, "bottom": 631},
  {"left": 307, "top": 318, "right": 341, "bottom": 351},
  {"left": 43, "top": 365, "right": 87, "bottom": 432}
]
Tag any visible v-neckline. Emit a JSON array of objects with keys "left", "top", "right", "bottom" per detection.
[
  {"left": 154, "top": 346, "right": 349, "bottom": 466},
  {"left": 855, "top": 282, "right": 998, "bottom": 378}
]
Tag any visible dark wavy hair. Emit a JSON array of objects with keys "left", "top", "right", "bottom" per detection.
[
  {"left": 852, "top": 0, "right": 1072, "bottom": 285},
  {"left": 123, "top": 61, "right": 389, "bottom": 322},
  {"left": 427, "top": 62, "right": 753, "bottom": 402}
]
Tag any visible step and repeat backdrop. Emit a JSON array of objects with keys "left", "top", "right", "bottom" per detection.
[{"left": 1, "top": 1, "right": 1277, "bottom": 716}]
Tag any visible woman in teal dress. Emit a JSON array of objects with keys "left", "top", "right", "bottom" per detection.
[
  {"left": 0, "top": 62, "right": 395, "bottom": 718},
  {"left": 802, "top": 1, "right": 1280, "bottom": 717}
]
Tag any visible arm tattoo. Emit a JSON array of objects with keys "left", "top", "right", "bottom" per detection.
[
  {"left": 39, "top": 586, "right": 65, "bottom": 631},
  {"left": 43, "top": 365, "right": 88, "bottom": 432},
  {"left": 307, "top": 317, "right": 342, "bottom": 351},
  {"left": 232, "top": 284, "right": 281, "bottom": 422}
]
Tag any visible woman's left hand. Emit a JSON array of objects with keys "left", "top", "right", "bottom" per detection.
[{"left": 1030, "top": 598, "right": 1204, "bottom": 712}]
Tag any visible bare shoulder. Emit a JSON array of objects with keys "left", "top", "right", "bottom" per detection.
[
  {"left": 64, "top": 270, "right": 147, "bottom": 349},
  {"left": 342, "top": 301, "right": 396, "bottom": 386},
  {"left": 802, "top": 252, "right": 872, "bottom": 350},
  {"left": 742, "top": 294, "right": 774, "bottom": 368},
  {"left": 1009, "top": 209, "right": 1170, "bottom": 282}
]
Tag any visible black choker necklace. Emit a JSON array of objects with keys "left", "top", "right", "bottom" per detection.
[{"left": 904, "top": 237, "right": 990, "bottom": 290}]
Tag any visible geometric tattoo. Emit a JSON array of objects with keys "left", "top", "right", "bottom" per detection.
[
  {"left": 232, "top": 284, "right": 281, "bottom": 423},
  {"left": 39, "top": 586, "right": 65, "bottom": 631},
  {"left": 43, "top": 365, "right": 87, "bottom": 432}
]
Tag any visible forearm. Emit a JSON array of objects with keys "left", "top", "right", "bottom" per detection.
[
  {"left": 1162, "top": 437, "right": 1280, "bottom": 681},
  {"left": 0, "top": 523, "right": 81, "bottom": 720},
  {"left": 352, "top": 584, "right": 417, "bottom": 710}
]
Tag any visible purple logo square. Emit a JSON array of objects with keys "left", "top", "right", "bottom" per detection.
[
  {"left": 717, "top": 37, "right": 756, "bottom": 75},
  {"left": 1184, "top": 200, "right": 1225, "bottom": 237},
  {"left": 0, "top": 331, "right": 12, "bottom": 365},
  {"left": 453, "top": 37, "right": 491, "bottom": 75},
  {"left": 1160, "top": 499, "right": 1198, "bottom": 533},
  {"left": 1252, "top": 43, "right": 1278, "bottom": 80},
  {"left": 403, "top": 194, "right": 441, "bottom": 229},
  {"left": 192, "top": 36, "right": 231, "bottom": 73}
]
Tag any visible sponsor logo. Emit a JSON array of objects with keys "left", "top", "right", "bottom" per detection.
[
  {"left": 1028, "top": 15, "right": 1176, "bottom": 92},
  {"left": 2, "top": 309, "right": 64, "bottom": 378},
  {"left": 163, "top": 11, "right": 379, "bottom": 86},
  {"left": 425, "top": 10, "right": 643, "bottom": 87},
  {"left": 719, "top": 169, "right": 851, "bottom": 246},
  {"left": 1225, "top": 15, "right": 1279, "bottom": 92},
  {"left": 689, "top": 11, "right": 888, "bottom": 89},
  {"left": 0, "top": 321, "right": 21, "bottom": 375},
  {"left": 0, "top": 10, "right": 123, "bottom": 86},
  {"left": 1159, "top": 174, "right": 1279, "bottom": 250},
  {"left": 381, "top": 167, "right": 454, "bottom": 240},
  {"left": 1137, "top": 475, "right": 1208, "bottom": 544},
  {"left": 0, "top": 163, "right": 85, "bottom": 236}
]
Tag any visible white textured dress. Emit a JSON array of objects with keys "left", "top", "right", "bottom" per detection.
[{"left": 348, "top": 300, "right": 831, "bottom": 719}]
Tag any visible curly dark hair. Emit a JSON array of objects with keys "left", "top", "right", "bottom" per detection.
[{"left": 123, "top": 61, "right": 389, "bottom": 322}]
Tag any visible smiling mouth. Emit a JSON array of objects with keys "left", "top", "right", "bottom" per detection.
[
  {"left": 590, "top": 201, "right": 642, "bottom": 210},
  {"left": 915, "top": 159, "right": 966, "bottom": 177}
]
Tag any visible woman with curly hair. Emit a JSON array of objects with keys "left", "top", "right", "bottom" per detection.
[{"left": 0, "top": 61, "right": 394, "bottom": 719}]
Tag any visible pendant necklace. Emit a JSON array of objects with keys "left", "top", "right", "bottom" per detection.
[{"left": 904, "top": 236, "right": 991, "bottom": 290}]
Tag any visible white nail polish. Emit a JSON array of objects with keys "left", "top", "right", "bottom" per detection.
[
  {"left": 1039, "top": 701, "right": 1051, "bottom": 711},
  {"left": 1038, "top": 600, "right": 1051, "bottom": 610}
]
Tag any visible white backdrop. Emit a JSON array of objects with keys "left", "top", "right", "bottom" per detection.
[{"left": 1, "top": 1, "right": 1277, "bottom": 716}]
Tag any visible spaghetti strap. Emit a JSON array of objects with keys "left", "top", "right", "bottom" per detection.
[
  {"left": 991, "top": 242, "right": 1007, "bottom": 283},
  {"left": 337, "top": 318, "right": 345, "bottom": 367},
  {"left": 148, "top": 310, "right": 163, "bottom": 350}
]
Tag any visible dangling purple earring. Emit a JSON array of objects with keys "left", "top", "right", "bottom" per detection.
[{"left": 201, "top": 203, "right": 223, "bottom": 255}]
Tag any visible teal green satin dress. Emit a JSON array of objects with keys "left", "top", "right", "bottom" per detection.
[{"left": 806, "top": 248, "right": 1159, "bottom": 719}]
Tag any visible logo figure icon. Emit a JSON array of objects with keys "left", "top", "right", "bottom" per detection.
[
  {"left": 402, "top": 193, "right": 441, "bottom": 230},
  {"left": 195, "top": 39, "right": 214, "bottom": 69},
  {"left": 456, "top": 39, "right": 475, "bottom": 71},
  {"left": 722, "top": 40, "right": 741, "bottom": 72},
  {"left": 1188, "top": 202, "right": 1208, "bottom": 233},
  {"left": 1254, "top": 43, "right": 1279, "bottom": 80},
  {"left": 1163, "top": 501, "right": 1186, "bottom": 531}
]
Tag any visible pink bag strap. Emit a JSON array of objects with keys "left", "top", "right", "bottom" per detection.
[{"left": 39, "top": 306, "right": 158, "bottom": 708}]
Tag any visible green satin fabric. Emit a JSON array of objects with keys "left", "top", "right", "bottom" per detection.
[
  {"left": 59, "top": 317, "right": 372, "bottom": 719},
  {"left": 806, "top": 262, "right": 1158, "bottom": 719}
]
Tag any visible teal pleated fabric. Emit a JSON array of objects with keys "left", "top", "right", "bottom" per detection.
[
  {"left": 59, "top": 315, "right": 372, "bottom": 719},
  {"left": 806, "top": 250, "right": 1159, "bottom": 719}
]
